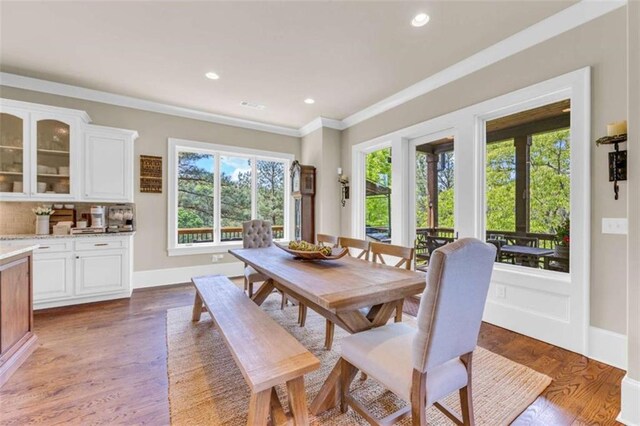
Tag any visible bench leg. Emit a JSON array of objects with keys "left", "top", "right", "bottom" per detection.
[
  {"left": 192, "top": 291, "right": 203, "bottom": 322},
  {"left": 247, "top": 388, "right": 271, "bottom": 426},
  {"left": 269, "top": 388, "right": 289, "bottom": 426},
  {"left": 286, "top": 377, "right": 309, "bottom": 425}
]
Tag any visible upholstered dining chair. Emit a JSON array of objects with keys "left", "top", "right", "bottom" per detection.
[
  {"left": 242, "top": 220, "right": 289, "bottom": 308},
  {"left": 320, "top": 237, "right": 372, "bottom": 350},
  {"left": 339, "top": 238, "right": 496, "bottom": 426},
  {"left": 370, "top": 241, "right": 415, "bottom": 322}
]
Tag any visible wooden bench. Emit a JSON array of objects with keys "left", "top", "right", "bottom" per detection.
[{"left": 192, "top": 275, "right": 320, "bottom": 426}]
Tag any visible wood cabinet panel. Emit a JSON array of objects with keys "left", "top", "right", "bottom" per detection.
[{"left": 0, "top": 257, "right": 30, "bottom": 353}]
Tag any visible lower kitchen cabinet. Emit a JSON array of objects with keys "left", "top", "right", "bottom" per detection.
[{"left": 3, "top": 235, "right": 133, "bottom": 309}]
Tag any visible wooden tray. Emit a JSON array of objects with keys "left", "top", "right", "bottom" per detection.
[{"left": 274, "top": 242, "right": 349, "bottom": 260}]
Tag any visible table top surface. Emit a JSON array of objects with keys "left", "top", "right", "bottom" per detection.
[
  {"left": 500, "top": 244, "right": 555, "bottom": 256},
  {"left": 230, "top": 246, "right": 426, "bottom": 312}
]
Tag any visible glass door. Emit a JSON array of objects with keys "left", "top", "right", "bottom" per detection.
[
  {"left": 34, "top": 118, "right": 71, "bottom": 196},
  {"left": 0, "top": 110, "right": 29, "bottom": 196}
]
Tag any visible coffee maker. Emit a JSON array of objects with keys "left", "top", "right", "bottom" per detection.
[{"left": 90, "top": 206, "right": 106, "bottom": 230}]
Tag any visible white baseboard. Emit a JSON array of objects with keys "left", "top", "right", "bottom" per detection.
[
  {"left": 34, "top": 290, "right": 132, "bottom": 310},
  {"left": 588, "top": 326, "right": 627, "bottom": 370},
  {"left": 618, "top": 375, "right": 640, "bottom": 425},
  {"left": 133, "top": 262, "right": 244, "bottom": 289}
]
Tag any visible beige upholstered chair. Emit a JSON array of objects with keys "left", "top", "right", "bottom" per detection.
[
  {"left": 242, "top": 220, "right": 273, "bottom": 297},
  {"left": 339, "top": 238, "right": 496, "bottom": 425}
]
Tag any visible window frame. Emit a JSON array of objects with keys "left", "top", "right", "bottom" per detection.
[{"left": 167, "top": 138, "right": 293, "bottom": 256}]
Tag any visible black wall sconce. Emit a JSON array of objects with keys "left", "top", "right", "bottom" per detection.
[
  {"left": 337, "top": 167, "right": 349, "bottom": 207},
  {"left": 596, "top": 121, "right": 627, "bottom": 200}
]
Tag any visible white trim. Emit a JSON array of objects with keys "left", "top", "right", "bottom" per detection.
[
  {"left": 351, "top": 68, "right": 591, "bottom": 355},
  {"left": 0, "top": 1, "right": 624, "bottom": 137},
  {"left": 618, "top": 375, "right": 640, "bottom": 426},
  {"left": 0, "top": 72, "right": 300, "bottom": 137},
  {"left": 34, "top": 290, "right": 132, "bottom": 310},
  {"left": 588, "top": 326, "right": 627, "bottom": 370},
  {"left": 341, "top": 0, "right": 625, "bottom": 128},
  {"left": 167, "top": 137, "right": 293, "bottom": 255},
  {"left": 133, "top": 262, "right": 244, "bottom": 289}
]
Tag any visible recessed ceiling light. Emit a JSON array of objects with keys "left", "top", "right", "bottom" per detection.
[
  {"left": 205, "top": 72, "right": 220, "bottom": 80},
  {"left": 411, "top": 13, "right": 430, "bottom": 27},
  {"left": 304, "top": 98, "right": 315, "bottom": 105}
]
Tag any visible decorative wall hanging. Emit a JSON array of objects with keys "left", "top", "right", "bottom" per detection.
[
  {"left": 140, "top": 155, "right": 163, "bottom": 193},
  {"left": 596, "top": 121, "right": 627, "bottom": 200}
]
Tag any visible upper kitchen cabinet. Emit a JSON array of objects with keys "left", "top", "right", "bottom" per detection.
[
  {"left": 83, "top": 125, "right": 138, "bottom": 202},
  {"left": 0, "top": 99, "right": 137, "bottom": 202}
]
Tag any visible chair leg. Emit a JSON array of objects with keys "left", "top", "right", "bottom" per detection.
[
  {"left": 298, "top": 304, "right": 307, "bottom": 327},
  {"left": 410, "top": 369, "right": 427, "bottom": 426},
  {"left": 244, "top": 276, "right": 248, "bottom": 292},
  {"left": 340, "top": 358, "right": 358, "bottom": 414},
  {"left": 395, "top": 299, "right": 404, "bottom": 322},
  {"left": 248, "top": 282, "right": 254, "bottom": 298},
  {"left": 460, "top": 352, "right": 474, "bottom": 426},
  {"left": 324, "top": 320, "right": 335, "bottom": 350}
]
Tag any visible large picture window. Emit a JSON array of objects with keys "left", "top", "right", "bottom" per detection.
[{"left": 168, "top": 139, "right": 292, "bottom": 254}]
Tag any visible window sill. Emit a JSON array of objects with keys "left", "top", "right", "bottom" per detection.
[{"left": 167, "top": 240, "right": 291, "bottom": 257}]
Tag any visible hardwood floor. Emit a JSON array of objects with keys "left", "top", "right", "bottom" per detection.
[{"left": 0, "top": 283, "right": 624, "bottom": 425}]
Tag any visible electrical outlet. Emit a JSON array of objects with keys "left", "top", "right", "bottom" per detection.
[
  {"left": 495, "top": 284, "right": 506, "bottom": 299},
  {"left": 211, "top": 255, "right": 219, "bottom": 263}
]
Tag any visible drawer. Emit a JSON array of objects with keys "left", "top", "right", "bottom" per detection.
[
  {"left": 2, "top": 239, "right": 74, "bottom": 254},
  {"left": 75, "top": 239, "right": 128, "bottom": 251}
]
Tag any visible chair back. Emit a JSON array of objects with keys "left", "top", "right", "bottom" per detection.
[
  {"left": 317, "top": 233, "right": 339, "bottom": 247},
  {"left": 505, "top": 235, "right": 538, "bottom": 247},
  {"left": 412, "top": 238, "right": 496, "bottom": 373},
  {"left": 242, "top": 220, "right": 273, "bottom": 249},
  {"left": 370, "top": 242, "right": 414, "bottom": 270},
  {"left": 338, "top": 237, "right": 370, "bottom": 260}
]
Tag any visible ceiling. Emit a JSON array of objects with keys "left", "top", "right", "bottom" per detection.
[{"left": 0, "top": 1, "right": 576, "bottom": 129}]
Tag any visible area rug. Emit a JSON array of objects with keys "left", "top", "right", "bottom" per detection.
[{"left": 166, "top": 295, "right": 551, "bottom": 425}]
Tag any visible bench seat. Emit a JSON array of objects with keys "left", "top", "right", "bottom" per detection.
[{"left": 192, "top": 275, "right": 320, "bottom": 425}]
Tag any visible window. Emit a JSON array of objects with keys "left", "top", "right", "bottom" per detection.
[
  {"left": 168, "top": 139, "right": 292, "bottom": 255},
  {"left": 365, "top": 147, "right": 392, "bottom": 243},
  {"left": 485, "top": 100, "right": 571, "bottom": 272}
]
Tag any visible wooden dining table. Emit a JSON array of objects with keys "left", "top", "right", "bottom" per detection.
[{"left": 229, "top": 245, "right": 426, "bottom": 415}]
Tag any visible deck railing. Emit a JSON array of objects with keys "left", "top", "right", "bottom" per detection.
[{"left": 178, "top": 225, "right": 285, "bottom": 244}]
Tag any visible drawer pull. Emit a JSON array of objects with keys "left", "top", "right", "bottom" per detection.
[
  {"left": 94, "top": 243, "right": 109, "bottom": 246},
  {"left": 39, "top": 246, "right": 50, "bottom": 249}
]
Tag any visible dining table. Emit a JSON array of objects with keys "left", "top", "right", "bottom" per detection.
[
  {"left": 499, "top": 244, "right": 555, "bottom": 267},
  {"left": 229, "top": 245, "right": 426, "bottom": 415}
]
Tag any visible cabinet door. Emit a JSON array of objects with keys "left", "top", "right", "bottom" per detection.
[
  {"left": 75, "top": 249, "right": 127, "bottom": 295},
  {"left": 0, "top": 106, "right": 30, "bottom": 199},
  {"left": 31, "top": 112, "right": 79, "bottom": 199},
  {"left": 83, "top": 130, "right": 132, "bottom": 201},
  {"left": 33, "top": 252, "right": 74, "bottom": 302},
  {"left": 0, "top": 256, "right": 31, "bottom": 354}
]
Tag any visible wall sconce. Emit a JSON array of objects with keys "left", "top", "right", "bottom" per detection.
[
  {"left": 337, "top": 167, "right": 349, "bottom": 207},
  {"left": 596, "top": 121, "right": 627, "bottom": 200}
]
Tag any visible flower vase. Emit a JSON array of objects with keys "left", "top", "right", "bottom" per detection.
[{"left": 36, "top": 215, "right": 50, "bottom": 235}]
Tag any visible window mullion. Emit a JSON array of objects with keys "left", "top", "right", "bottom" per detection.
[{"left": 251, "top": 156, "right": 257, "bottom": 219}]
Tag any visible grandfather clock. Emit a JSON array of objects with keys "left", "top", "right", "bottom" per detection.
[{"left": 290, "top": 161, "right": 315, "bottom": 242}]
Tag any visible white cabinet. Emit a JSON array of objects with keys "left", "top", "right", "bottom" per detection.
[
  {"left": 1, "top": 235, "right": 133, "bottom": 309},
  {"left": 83, "top": 125, "right": 136, "bottom": 202},
  {"left": 0, "top": 98, "right": 137, "bottom": 202},
  {"left": 75, "top": 249, "right": 128, "bottom": 295},
  {"left": 33, "top": 251, "right": 74, "bottom": 302}
]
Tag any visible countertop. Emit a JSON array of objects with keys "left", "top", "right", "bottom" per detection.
[
  {"left": 0, "top": 232, "right": 136, "bottom": 241},
  {"left": 0, "top": 244, "right": 39, "bottom": 260}
]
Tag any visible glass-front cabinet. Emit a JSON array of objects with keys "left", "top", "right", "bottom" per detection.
[
  {"left": 34, "top": 116, "right": 73, "bottom": 197},
  {"left": 0, "top": 108, "right": 29, "bottom": 196},
  {"left": 0, "top": 101, "right": 83, "bottom": 200}
]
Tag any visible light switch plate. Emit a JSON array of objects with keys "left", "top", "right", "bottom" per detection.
[{"left": 602, "top": 218, "right": 628, "bottom": 235}]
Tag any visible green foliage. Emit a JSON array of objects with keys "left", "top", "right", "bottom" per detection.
[
  {"left": 365, "top": 148, "right": 392, "bottom": 228},
  {"left": 257, "top": 160, "right": 285, "bottom": 226},
  {"left": 177, "top": 152, "right": 214, "bottom": 229},
  {"left": 486, "top": 139, "right": 516, "bottom": 231},
  {"left": 414, "top": 151, "right": 454, "bottom": 228}
]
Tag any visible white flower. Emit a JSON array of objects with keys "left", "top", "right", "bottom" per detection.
[{"left": 32, "top": 206, "right": 54, "bottom": 216}]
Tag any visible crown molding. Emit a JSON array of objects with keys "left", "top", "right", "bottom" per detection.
[
  {"left": 0, "top": 72, "right": 301, "bottom": 137},
  {"left": 0, "top": 0, "right": 625, "bottom": 138},
  {"left": 341, "top": 0, "right": 627, "bottom": 128}
]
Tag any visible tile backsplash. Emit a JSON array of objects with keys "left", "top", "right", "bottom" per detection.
[{"left": 0, "top": 202, "right": 128, "bottom": 235}]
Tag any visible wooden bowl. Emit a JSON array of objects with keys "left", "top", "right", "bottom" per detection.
[{"left": 274, "top": 242, "right": 349, "bottom": 260}]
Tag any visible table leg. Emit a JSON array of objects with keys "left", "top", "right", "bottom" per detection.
[
  {"left": 191, "top": 291, "right": 203, "bottom": 321},
  {"left": 251, "top": 279, "right": 275, "bottom": 306}
]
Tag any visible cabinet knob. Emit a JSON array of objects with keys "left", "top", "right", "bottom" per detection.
[{"left": 76, "top": 256, "right": 79, "bottom": 259}]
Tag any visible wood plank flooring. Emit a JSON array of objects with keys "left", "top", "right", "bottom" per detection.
[{"left": 0, "top": 283, "right": 625, "bottom": 425}]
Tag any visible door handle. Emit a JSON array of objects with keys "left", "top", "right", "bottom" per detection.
[{"left": 94, "top": 243, "right": 109, "bottom": 246}]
